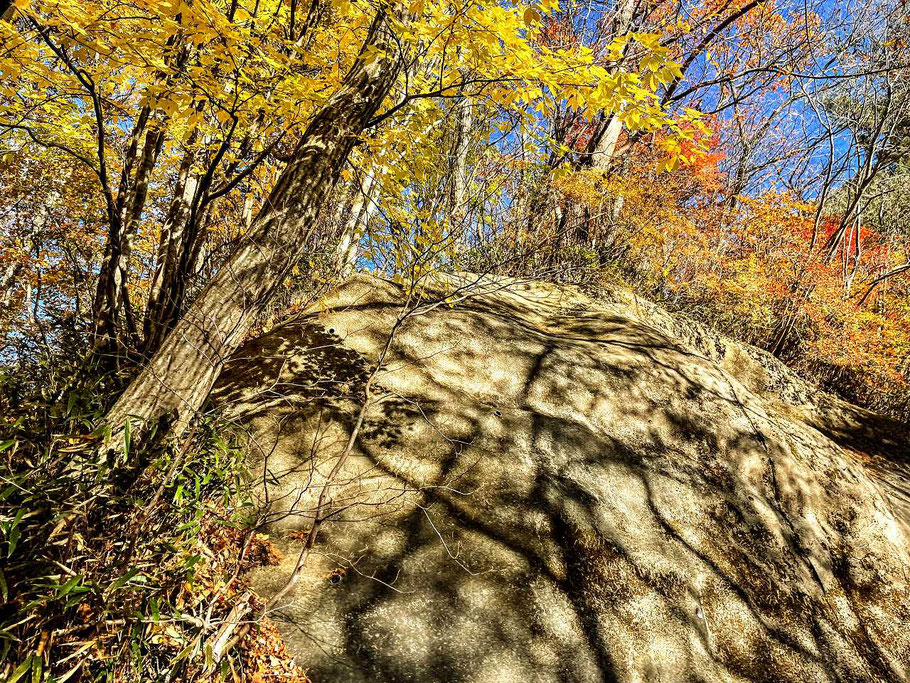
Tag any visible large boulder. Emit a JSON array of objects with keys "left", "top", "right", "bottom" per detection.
[{"left": 214, "top": 275, "right": 910, "bottom": 682}]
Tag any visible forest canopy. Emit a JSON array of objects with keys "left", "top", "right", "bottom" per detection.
[{"left": 1, "top": 0, "right": 909, "bottom": 419}]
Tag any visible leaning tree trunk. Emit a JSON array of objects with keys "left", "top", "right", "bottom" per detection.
[{"left": 104, "top": 9, "right": 403, "bottom": 438}]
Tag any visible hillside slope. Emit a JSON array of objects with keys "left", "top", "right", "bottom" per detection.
[{"left": 215, "top": 275, "right": 910, "bottom": 682}]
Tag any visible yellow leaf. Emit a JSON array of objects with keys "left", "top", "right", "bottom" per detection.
[{"left": 523, "top": 6, "right": 540, "bottom": 26}]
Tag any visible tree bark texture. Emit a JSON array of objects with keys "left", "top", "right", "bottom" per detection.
[
  {"left": 334, "top": 167, "right": 378, "bottom": 278},
  {"left": 105, "top": 9, "right": 404, "bottom": 436}
]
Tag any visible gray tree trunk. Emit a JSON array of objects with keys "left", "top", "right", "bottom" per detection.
[
  {"left": 589, "top": 0, "right": 636, "bottom": 174},
  {"left": 141, "top": 140, "right": 201, "bottom": 352},
  {"left": 105, "top": 9, "right": 404, "bottom": 438},
  {"left": 334, "top": 167, "right": 378, "bottom": 278},
  {"left": 449, "top": 94, "right": 473, "bottom": 227},
  {"left": 592, "top": 114, "right": 624, "bottom": 172}
]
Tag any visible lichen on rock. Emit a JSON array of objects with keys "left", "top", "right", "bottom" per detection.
[{"left": 215, "top": 274, "right": 910, "bottom": 683}]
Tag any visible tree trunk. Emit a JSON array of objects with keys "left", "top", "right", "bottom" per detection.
[
  {"left": 104, "top": 9, "right": 403, "bottom": 437},
  {"left": 448, "top": 94, "right": 473, "bottom": 227},
  {"left": 591, "top": 115, "right": 624, "bottom": 172},
  {"left": 0, "top": 262, "right": 20, "bottom": 312},
  {"left": 334, "top": 167, "right": 378, "bottom": 278},
  {"left": 91, "top": 107, "right": 165, "bottom": 351},
  {"left": 586, "top": 0, "right": 634, "bottom": 174},
  {"left": 142, "top": 142, "right": 200, "bottom": 351},
  {"left": 91, "top": 112, "right": 146, "bottom": 352}
]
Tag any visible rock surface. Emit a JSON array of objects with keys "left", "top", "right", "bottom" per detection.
[{"left": 215, "top": 275, "right": 910, "bottom": 682}]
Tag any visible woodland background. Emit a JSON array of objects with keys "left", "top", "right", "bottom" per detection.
[{"left": 1, "top": 0, "right": 910, "bottom": 679}]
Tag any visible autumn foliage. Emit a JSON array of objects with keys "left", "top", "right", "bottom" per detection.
[
  {"left": 2, "top": 0, "right": 910, "bottom": 678},
  {"left": 538, "top": 128, "right": 910, "bottom": 418}
]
